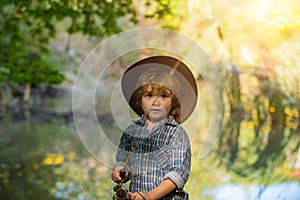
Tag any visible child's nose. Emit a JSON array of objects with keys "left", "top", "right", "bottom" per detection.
[{"left": 152, "top": 96, "right": 160, "bottom": 105}]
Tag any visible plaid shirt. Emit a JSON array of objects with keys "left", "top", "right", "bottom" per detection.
[{"left": 115, "top": 115, "right": 191, "bottom": 199}]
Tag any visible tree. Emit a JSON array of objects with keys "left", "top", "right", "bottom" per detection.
[
  {"left": 0, "top": 0, "right": 179, "bottom": 103},
  {"left": 179, "top": 0, "right": 300, "bottom": 179}
]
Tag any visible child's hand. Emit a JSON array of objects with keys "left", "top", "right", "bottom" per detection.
[{"left": 111, "top": 165, "right": 129, "bottom": 183}]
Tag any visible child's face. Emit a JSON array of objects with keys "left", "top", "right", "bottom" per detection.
[{"left": 141, "top": 84, "right": 172, "bottom": 123}]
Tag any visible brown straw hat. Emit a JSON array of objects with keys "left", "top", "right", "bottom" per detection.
[{"left": 121, "top": 56, "right": 198, "bottom": 123}]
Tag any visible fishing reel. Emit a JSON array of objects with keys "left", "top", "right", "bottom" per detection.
[
  {"left": 112, "top": 169, "right": 131, "bottom": 200},
  {"left": 112, "top": 183, "right": 130, "bottom": 200}
]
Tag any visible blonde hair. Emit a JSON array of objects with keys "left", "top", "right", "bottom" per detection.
[{"left": 130, "top": 69, "right": 182, "bottom": 123}]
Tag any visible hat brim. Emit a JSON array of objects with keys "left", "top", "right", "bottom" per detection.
[{"left": 121, "top": 56, "right": 198, "bottom": 123}]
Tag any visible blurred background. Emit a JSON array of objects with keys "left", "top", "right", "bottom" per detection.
[{"left": 0, "top": 0, "right": 299, "bottom": 199}]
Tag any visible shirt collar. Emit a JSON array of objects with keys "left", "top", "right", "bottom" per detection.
[
  {"left": 133, "top": 114, "right": 146, "bottom": 126},
  {"left": 164, "top": 116, "right": 178, "bottom": 126},
  {"left": 133, "top": 115, "right": 177, "bottom": 126}
]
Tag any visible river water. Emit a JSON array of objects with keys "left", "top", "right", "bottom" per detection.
[
  {"left": 1, "top": 111, "right": 299, "bottom": 199},
  {"left": 202, "top": 182, "right": 300, "bottom": 200}
]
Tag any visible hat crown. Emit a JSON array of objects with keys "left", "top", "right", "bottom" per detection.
[{"left": 136, "top": 68, "right": 181, "bottom": 96}]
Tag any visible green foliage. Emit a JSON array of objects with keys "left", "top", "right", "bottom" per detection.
[
  {"left": 143, "top": 0, "right": 188, "bottom": 29},
  {"left": 0, "top": 0, "right": 181, "bottom": 102},
  {"left": 0, "top": 0, "right": 140, "bottom": 86},
  {"left": 0, "top": 2, "right": 61, "bottom": 86}
]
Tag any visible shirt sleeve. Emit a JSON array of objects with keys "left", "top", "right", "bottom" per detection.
[{"left": 163, "top": 126, "right": 191, "bottom": 189}]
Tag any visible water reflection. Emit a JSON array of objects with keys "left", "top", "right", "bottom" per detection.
[
  {"left": 202, "top": 182, "right": 300, "bottom": 200},
  {"left": 0, "top": 113, "right": 87, "bottom": 199}
]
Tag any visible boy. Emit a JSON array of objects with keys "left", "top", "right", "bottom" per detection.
[{"left": 111, "top": 56, "right": 198, "bottom": 200}]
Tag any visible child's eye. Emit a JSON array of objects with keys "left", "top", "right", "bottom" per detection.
[
  {"left": 144, "top": 93, "right": 153, "bottom": 97},
  {"left": 161, "top": 94, "right": 171, "bottom": 99}
]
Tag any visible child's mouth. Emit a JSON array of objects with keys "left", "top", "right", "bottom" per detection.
[{"left": 150, "top": 109, "right": 161, "bottom": 112}]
